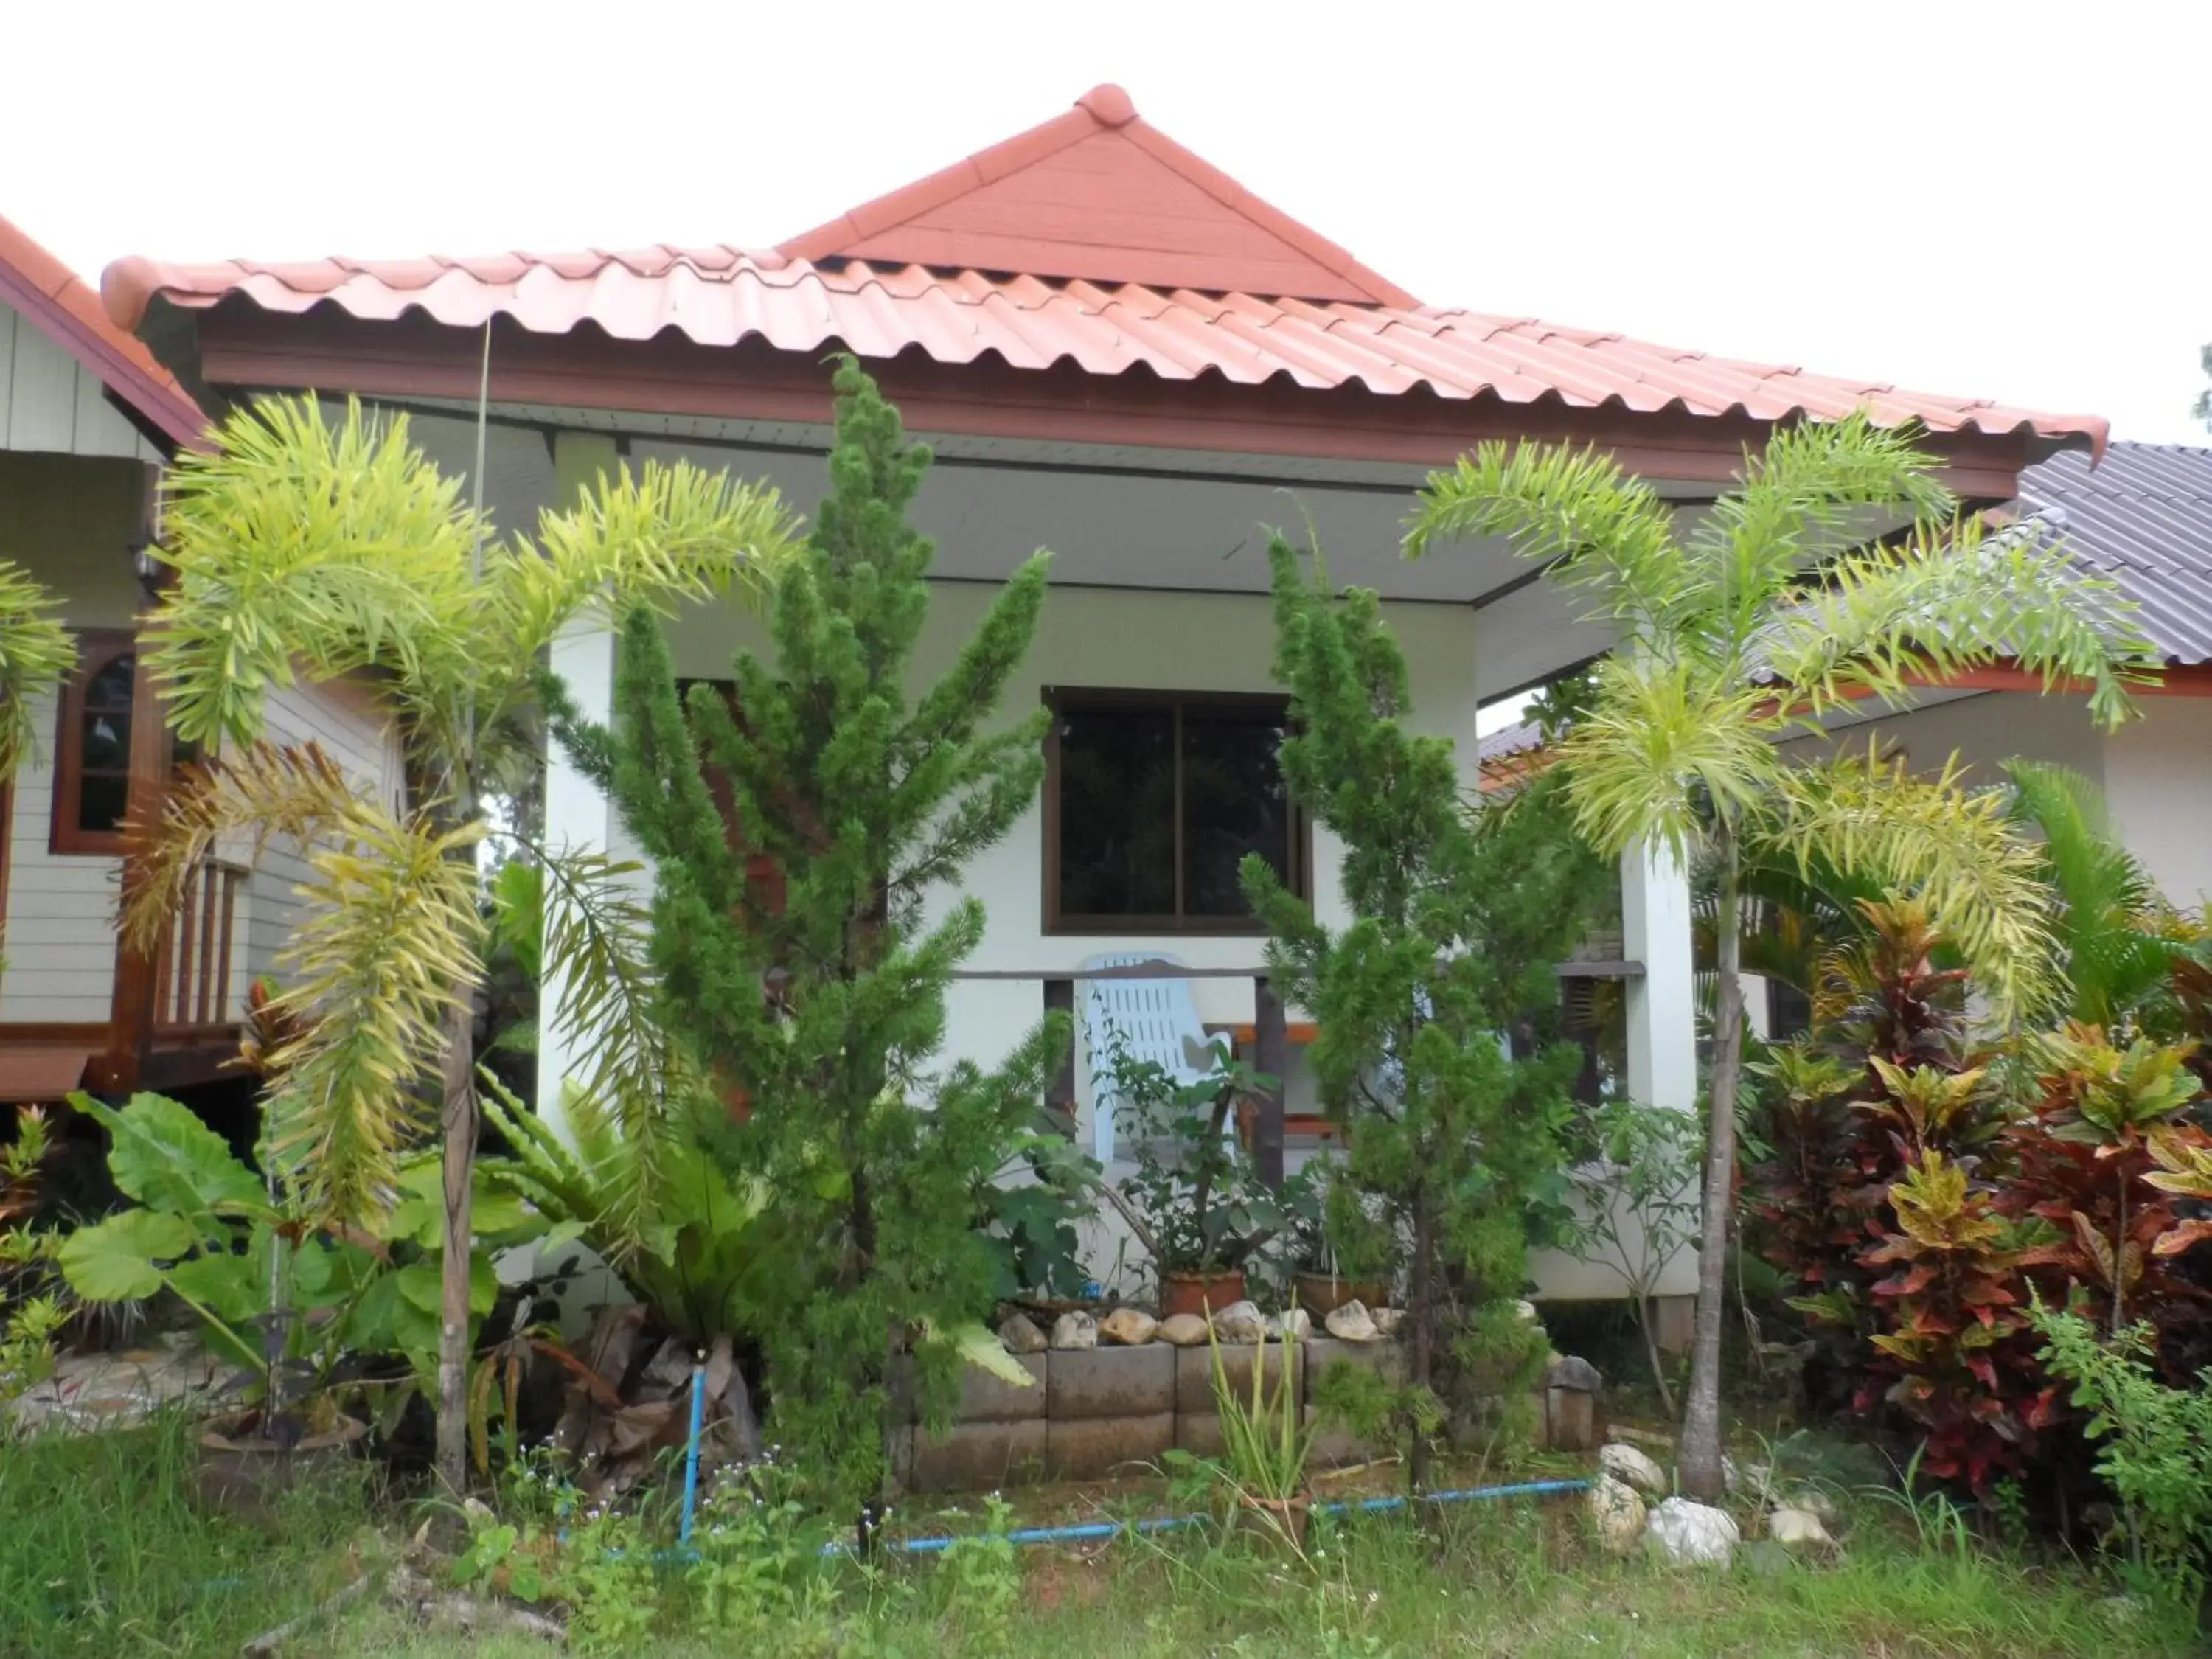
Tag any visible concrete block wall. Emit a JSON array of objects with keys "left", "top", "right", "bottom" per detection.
[{"left": 892, "top": 1335, "right": 1590, "bottom": 1492}]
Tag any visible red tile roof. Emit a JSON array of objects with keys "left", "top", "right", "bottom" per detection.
[
  {"left": 99, "top": 87, "right": 2107, "bottom": 456},
  {"left": 0, "top": 212, "right": 208, "bottom": 451}
]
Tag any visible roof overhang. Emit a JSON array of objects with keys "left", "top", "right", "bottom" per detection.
[{"left": 159, "top": 303, "right": 2059, "bottom": 498}]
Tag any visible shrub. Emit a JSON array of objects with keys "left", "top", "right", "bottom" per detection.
[{"left": 2033, "top": 1300, "right": 2212, "bottom": 1600}]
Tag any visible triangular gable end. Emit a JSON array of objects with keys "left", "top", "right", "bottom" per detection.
[{"left": 777, "top": 84, "right": 1420, "bottom": 307}]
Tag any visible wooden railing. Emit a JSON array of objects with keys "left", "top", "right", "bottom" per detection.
[{"left": 153, "top": 858, "right": 247, "bottom": 1037}]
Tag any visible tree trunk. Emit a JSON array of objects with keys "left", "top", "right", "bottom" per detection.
[
  {"left": 1677, "top": 825, "right": 1742, "bottom": 1501},
  {"left": 434, "top": 992, "right": 476, "bottom": 1495},
  {"left": 1408, "top": 1185, "right": 1435, "bottom": 1494}
]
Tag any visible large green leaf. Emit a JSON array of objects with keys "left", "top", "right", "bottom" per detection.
[
  {"left": 74, "top": 1092, "right": 268, "bottom": 1226},
  {"left": 56, "top": 1210, "right": 195, "bottom": 1301},
  {"left": 940, "top": 1319, "right": 1038, "bottom": 1388},
  {"left": 165, "top": 1247, "right": 262, "bottom": 1324},
  {"left": 386, "top": 1158, "right": 534, "bottom": 1251}
]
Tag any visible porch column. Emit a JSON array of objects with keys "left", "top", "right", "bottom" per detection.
[
  {"left": 535, "top": 432, "right": 623, "bottom": 1141},
  {"left": 1621, "top": 843, "right": 1700, "bottom": 1312}
]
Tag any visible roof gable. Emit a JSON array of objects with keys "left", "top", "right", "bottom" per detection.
[
  {"left": 777, "top": 84, "right": 1419, "bottom": 307},
  {"left": 0, "top": 212, "right": 206, "bottom": 451}
]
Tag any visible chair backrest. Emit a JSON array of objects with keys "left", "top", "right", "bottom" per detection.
[{"left": 1079, "top": 952, "right": 1214, "bottom": 1163}]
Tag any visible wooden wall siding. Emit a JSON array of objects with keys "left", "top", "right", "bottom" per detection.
[
  {"left": 0, "top": 698, "right": 122, "bottom": 1022},
  {"left": 240, "top": 677, "right": 407, "bottom": 993},
  {"left": 0, "top": 302, "right": 164, "bottom": 462}
]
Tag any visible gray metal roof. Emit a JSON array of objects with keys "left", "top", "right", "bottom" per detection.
[{"left": 2014, "top": 442, "right": 2212, "bottom": 666}]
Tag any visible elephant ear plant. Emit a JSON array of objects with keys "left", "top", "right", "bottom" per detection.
[{"left": 57, "top": 1091, "right": 534, "bottom": 1432}]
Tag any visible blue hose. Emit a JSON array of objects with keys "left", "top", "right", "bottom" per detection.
[{"left": 677, "top": 1357, "right": 707, "bottom": 1547}]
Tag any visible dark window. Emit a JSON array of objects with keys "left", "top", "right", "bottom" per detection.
[
  {"left": 53, "top": 632, "right": 138, "bottom": 855},
  {"left": 1046, "top": 690, "right": 1308, "bottom": 933},
  {"left": 1767, "top": 977, "right": 1813, "bottom": 1041}
]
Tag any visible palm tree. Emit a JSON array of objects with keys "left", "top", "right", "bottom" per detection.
[
  {"left": 136, "top": 394, "right": 800, "bottom": 1489},
  {"left": 1405, "top": 415, "right": 2160, "bottom": 1498},
  {"left": 0, "top": 558, "right": 77, "bottom": 984}
]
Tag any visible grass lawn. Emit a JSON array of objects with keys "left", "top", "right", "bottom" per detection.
[{"left": 2, "top": 1413, "right": 2199, "bottom": 1658}]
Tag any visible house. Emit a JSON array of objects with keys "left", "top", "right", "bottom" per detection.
[
  {"left": 1775, "top": 442, "right": 2212, "bottom": 909},
  {"left": 99, "top": 83, "right": 2103, "bottom": 1301},
  {"left": 0, "top": 212, "right": 403, "bottom": 1103}
]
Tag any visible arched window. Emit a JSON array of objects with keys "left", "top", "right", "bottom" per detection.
[{"left": 52, "top": 632, "right": 138, "bottom": 855}]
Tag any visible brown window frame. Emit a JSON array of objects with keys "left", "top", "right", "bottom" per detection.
[
  {"left": 1042, "top": 686, "right": 1311, "bottom": 936},
  {"left": 51, "top": 630, "right": 140, "bottom": 856}
]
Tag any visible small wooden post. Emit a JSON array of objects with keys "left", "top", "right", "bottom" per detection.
[
  {"left": 1043, "top": 978, "right": 1077, "bottom": 1138},
  {"left": 1251, "top": 975, "right": 1287, "bottom": 1189}
]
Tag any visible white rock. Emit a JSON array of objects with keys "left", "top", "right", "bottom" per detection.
[
  {"left": 1587, "top": 1474, "right": 1646, "bottom": 1554},
  {"left": 1049, "top": 1311, "right": 1098, "bottom": 1351},
  {"left": 1597, "top": 1441, "right": 1669, "bottom": 1500},
  {"left": 1324, "top": 1298, "right": 1380, "bottom": 1342},
  {"left": 1774, "top": 1486, "right": 1840, "bottom": 1526},
  {"left": 998, "top": 1312, "right": 1047, "bottom": 1354},
  {"left": 1370, "top": 1307, "right": 1403, "bottom": 1338},
  {"left": 1274, "top": 1308, "right": 1312, "bottom": 1341},
  {"left": 1645, "top": 1496, "right": 1739, "bottom": 1567},
  {"left": 1209, "top": 1300, "right": 1268, "bottom": 1344},
  {"left": 1099, "top": 1307, "right": 1158, "bottom": 1346},
  {"left": 1767, "top": 1506, "right": 1834, "bottom": 1551},
  {"left": 1512, "top": 1298, "right": 1541, "bottom": 1323},
  {"left": 1156, "top": 1312, "right": 1211, "bottom": 1347}
]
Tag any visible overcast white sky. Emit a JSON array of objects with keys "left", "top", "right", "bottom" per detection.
[{"left": 8, "top": 0, "right": 2204, "bottom": 448}]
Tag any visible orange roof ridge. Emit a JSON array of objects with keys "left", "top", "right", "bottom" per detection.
[
  {"left": 1, "top": 211, "right": 207, "bottom": 450},
  {"left": 776, "top": 85, "right": 1420, "bottom": 307}
]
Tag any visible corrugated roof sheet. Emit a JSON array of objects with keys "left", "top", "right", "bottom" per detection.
[
  {"left": 2011, "top": 442, "right": 2212, "bottom": 666},
  {"left": 99, "top": 86, "right": 2107, "bottom": 454},
  {"left": 0, "top": 212, "right": 207, "bottom": 451}
]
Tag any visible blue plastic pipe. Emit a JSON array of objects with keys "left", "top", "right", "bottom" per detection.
[
  {"left": 677, "top": 1357, "right": 707, "bottom": 1546},
  {"left": 830, "top": 1475, "right": 1589, "bottom": 1556}
]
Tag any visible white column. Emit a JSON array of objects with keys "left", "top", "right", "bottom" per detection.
[
  {"left": 1621, "top": 843, "right": 1696, "bottom": 1112},
  {"left": 535, "top": 619, "right": 619, "bottom": 1140},
  {"left": 1622, "top": 841, "right": 1700, "bottom": 1302}
]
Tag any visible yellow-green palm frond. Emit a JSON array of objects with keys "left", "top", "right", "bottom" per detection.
[
  {"left": 1404, "top": 441, "right": 1689, "bottom": 636},
  {"left": 122, "top": 742, "right": 375, "bottom": 953},
  {"left": 0, "top": 559, "right": 76, "bottom": 782},
  {"left": 493, "top": 458, "right": 799, "bottom": 644},
  {"left": 128, "top": 740, "right": 481, "bottom": 1225},
  {"left": 1763, "top": 744, "right": 2058, "bottom": 1016},
  {"left": 1557, "top": 655, "right": 1781, "bottom": 860},
  {"left": 147, "top": 396, "right": 481, "bottom": 749},
  {"left": 1689, "top": 413, "right": 1952, "bottom": 627},
  {"left": 261, "top": 807, "right": 484, "bottom": 1228},
  {"left": 1760, "top": 510, "right": 2161, "bottom": 731},
  {"left": 535, "top": 846, "right": 709, "bottom": 1259}
]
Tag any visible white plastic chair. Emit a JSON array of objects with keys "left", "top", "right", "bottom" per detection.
[{"left": 1079, "top": 952, "right": 1222, "bottom": 1164}]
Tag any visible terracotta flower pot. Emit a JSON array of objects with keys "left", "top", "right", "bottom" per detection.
[
  {"left": 1160, "top": 1268, "right": 1246, "bottom": 1320},
  {"left": 197, "top": 1413, "right": 367, "bottom": 1526},
  {"left": 1238, "top": 1490, "right": 1312, "bottom": 1548},
  {"left": 1293, "top": 1270, "right": 1388, "bottom": 1321}
]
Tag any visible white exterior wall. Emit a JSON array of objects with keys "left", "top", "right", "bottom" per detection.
[
  {"left": 2102, "top": 698, "right": 2212, "bottom": 909},
  {"left": 239, "top": 675, "right": 410, "bottom": 998},
  {"left": 0, "top": 453, "right": 151, "bottom": 1023},
  {"left": 0, "top": 302, "right": 166, "bottom": 462}
]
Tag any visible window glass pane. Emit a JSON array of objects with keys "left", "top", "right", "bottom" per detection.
[
  {"left": 1181, "top": 706, "right": 1293, "bottom": 917},
  {"left": 81, "top": 712, "right": 131, "bottom": 773},
  {"left": 79, "top": 773, "right": 129, "bottom": 835},
  {"left": 86, "top": 655, "right": 134, "bottom": 712},
  {"left": 1057, "top": 706, "right": 1175, "bottom": 917}
]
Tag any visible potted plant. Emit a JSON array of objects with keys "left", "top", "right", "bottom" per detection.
[
  {"left": 1280, "top": 1162, "right": 1391, "bottom": 1322},
  {"left": 1094, "top": 1035, "right": 1283, "bottom": 1317},
  {"left": 57, "top": 1089, "right": 528, "bottom": 1518},
  {"left": 1171, "top": 1326, "right": 1315, "bottom": 1551}
]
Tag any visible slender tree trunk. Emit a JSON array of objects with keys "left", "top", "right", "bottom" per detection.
[
  {"left": 1408, "top": 1184, "right": 1435, "bottom": 1494},
  {"left": 1678, "top": 824, "right": 1742, "bottom": 1501},
  {"left": 434, "top": 994, "right": 476, "bottom": 1495}
]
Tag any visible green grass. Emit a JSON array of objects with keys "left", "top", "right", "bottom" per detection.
[
  {"left": 1, "top": 1420, "right": 2199, "bottom": 1659},
  {"left": 0, "top": 1410, "right": 374, "bottom": 1658}
]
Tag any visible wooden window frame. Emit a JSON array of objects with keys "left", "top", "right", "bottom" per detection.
[
  {"left": 51, "top": 630, "right": 139, "bottom": 856},
  {"left": 1042, "top": 686, "right": 1311, "bottom": 936}
]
